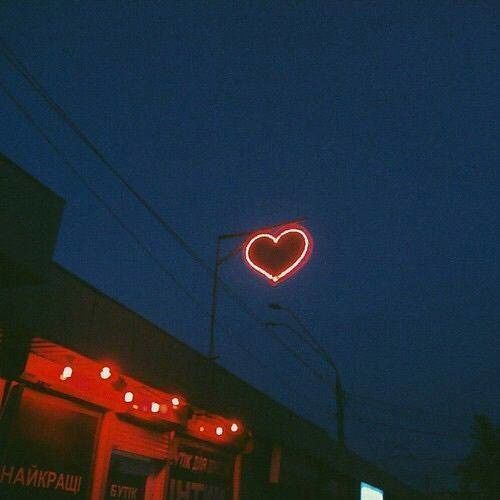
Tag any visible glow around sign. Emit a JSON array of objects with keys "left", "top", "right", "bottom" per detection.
[{"left": 244, "top": 224, "right": 313, "bottom": 285}]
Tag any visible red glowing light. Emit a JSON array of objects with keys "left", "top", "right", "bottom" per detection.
[
  {"left": 59, "top": 366, "right": 73, "bottom": 381},
  {"left": 230, "top": 423, "right": 239, "bottom": 432},
  {"left": 244, "top": 225, "right": 312, "bottom": 285},
  {"left": 124, "top": 391, "right": 134, "bottom": 403},
  {"left": 151, "top": 402, "right": 160, "bottom": 413},
  {"left": 215, "top": 426, "right": 223, "bottom": 436},
  {"left": 171, "top": 397, "right": 180, "bottom": 407},
  {"left": 100, "top": 366, "right": 111, "bottom": 379},
  {"left": 199, "top": 426, "right": 205, "bottom": 432}
]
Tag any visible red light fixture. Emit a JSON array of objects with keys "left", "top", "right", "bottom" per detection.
[
  {"left": 230, "top": 423, "right": 239, "bottom": 432},
  {"left": 59, "top": 366, "right": 73, "bottom": 381},
  {"left": 199, "top": 426, "right": 205, "bottom": 432},
  {"left": 124, "top": 391, "right": 134, "bottom": 403},
  {"left": 151, "top": 402, "right": 160, "bottom": 413},
  {"left": 171, "top": 396, "right": 180, "bottom": 407},
  {"left": 244, "top": 224, "right": 313, "bottom": 285},
  {"left": 215, "top": 426, "right": 223, "bottom": 436},
  {"left": 100, "top": 366, "right": 111, "bottom": 380}
]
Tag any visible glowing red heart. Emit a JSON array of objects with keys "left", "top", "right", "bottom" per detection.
[{"left": 244, "top": 226, "right": 312, "bottom": 284}]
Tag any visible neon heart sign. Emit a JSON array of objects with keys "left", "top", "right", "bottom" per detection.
[{"left": 244, "top": 224, "right": 313, "bottom": 285}]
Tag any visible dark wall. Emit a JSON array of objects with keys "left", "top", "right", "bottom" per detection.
[
  {"left": 1, "top": 263, "right": 423, "bottom": 498},
  {"left": 0, "top": 154, "right": 64, "bottom": 286},
  {"left": 0, "top": 150, "right": 421, "bottom": 497},
  {"left": 1, "top": 262, "right": 331, "bottom": 457}
]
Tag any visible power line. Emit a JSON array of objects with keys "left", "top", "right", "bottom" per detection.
[
  {"left": 0, "top": 37, "right": 342, "bottom": 411},
  {"left": 0, "top": 36, "right": 200, "bottom": 266},
  {"left": 0, "top": 34, "right": 331, "bottom": 361},
  {"left": 354, "top": 429, "right": 466, "bottom": 465},
  {"left": 0, "top": 37, "right": 337, "bottom": 415},
  {"left": 264, "top": 326, "right": 331, "bottom": 385},
  {"left": 347, "top": 391, "right": 468, "bottom": 426},
  {"left": 349, "top": 411, "right": 471, "bottom": 441},
  {"left": 0, "top": 35, "right": 271, "bottom": 344},
  {"left": 0, "top": 76, "right": 204, "bottom": 317},
  {"left": 0, "top": 76, "right": 334, "bottom": 421},
  {"left": 0, "top": 38, "right": 472, "bottom": 441},
  {"left": 265, "top": 311, "right": 470, "bottom": 427},
  {"left": 219, "top": 326, "right": 334, "bottom": 421}
]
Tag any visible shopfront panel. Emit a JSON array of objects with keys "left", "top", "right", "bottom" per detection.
[
  {"left": 0, "top": 377, "right": 6, "bottom": 406},
  {"left": 101, "top": 416, "right": 169, "bottom": 499},
  {"left": 167, "top": 438, "right": 234, "bottom": 500},
  {"left": 105, "top": 451, "right": 160, "bottom": 500},
  {"left": 0, "top": 386, "right": 99, "bottom": 498}
]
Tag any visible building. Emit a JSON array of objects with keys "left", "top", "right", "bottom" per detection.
[{"left": 0, "top": 153, "right": 421, "bottom": 499}]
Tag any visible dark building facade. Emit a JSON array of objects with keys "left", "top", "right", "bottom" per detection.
[{"left": 0, "top": 153, "right": 421, "bottom": 499}]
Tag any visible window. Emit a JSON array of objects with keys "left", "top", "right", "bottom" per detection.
[{"left": 360, "top": 482, "right": 383, "bottom": 500}]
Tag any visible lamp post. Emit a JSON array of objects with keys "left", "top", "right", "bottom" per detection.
[
  {"left": 268, "top": 303, "right": 346, "bottom": 448},
  {"left": 207, "top": 219, "right": 305, "bottom": 361},
  {"left": 208, "top": 231, "right": 250, "bottom": 361}
]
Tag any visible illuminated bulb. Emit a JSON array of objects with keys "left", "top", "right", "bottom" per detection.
[
  {"left": 171, "top": 397, "right": 180, "bottom": 407},
  {"left": 230, "top": 423, "right": 239, "bottom": 432},
  {"left": 199, "top": 426, "right": 205, "bottom": 432},
  {"left": 151, "top": 402, "right": 160, "bottom": 413},
  {"left": 100, "top": 367, "right": 111, "bottom": 379},
  {"left": 60, "top": 366, "right": 73, "bottom": 381},
  {"left": 215, "top": 426, "right": 223, "bottom": 436},
  {"left": 132, "top": 404, "right": 139, "bottom": 410},
  {"left": 124, "top": 391, "right": 134, "bottom": 403}
]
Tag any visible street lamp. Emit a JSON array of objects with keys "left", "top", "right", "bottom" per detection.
[
  {"left": 208, "top": 231, "right": 248, "bottom": 361},
  {"left": 208, "top": 219, "right": 304, "bottom": 361},
  {"left": 263, "top": 321, "right": 330, "bottom": 385},
  {"left": 268, "top": 303, "right": 346, "bottom": 448}
]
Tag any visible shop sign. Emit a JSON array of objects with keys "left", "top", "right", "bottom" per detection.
[
  {"left": 104, "top": 453, "right": 152, "bottom": 500},
  {"left": 167, "top": 444, "right": 232, "bottom": 500},
  {"left": 0, "top": 387, "right": 97, "bottom": 499},
  {"left": 0, "top": 465, "right": 82, "bottom": 495}
]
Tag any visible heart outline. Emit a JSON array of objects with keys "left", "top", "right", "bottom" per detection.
[{"left": 244, "top": 226, "right": 312, "bottom": 284}]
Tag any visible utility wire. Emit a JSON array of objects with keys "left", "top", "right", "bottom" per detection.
[
  {"left": 220, "top": 328, "right": 334, "bottom": 421},
  {"left": 0, "top": 35, "right": 271, "bottom": 343},
  {"left": 268, "top": 315, "right": 470, "bottom": 427},
  {"left": 0, "top": 38, "right": 276, "bottom": 367},
  {"left": 0, "top": 38, "right": 335, "bottom": 418},
  {"left": 0, "top": 76, "right": 333, "bottom": 420},
  {"left": 0, "top": 38, "right": 341, "bottom": 416},
  {"left": 347, "top": 391, "right": 468, "bottom": 425},
  {"left": 0, "top": 39, "right": 470, "bottom": 441},
  {"left": 355, "top": 429, "right": 466, "bottom": 465},
  {"left": 349, "top": 411, "right": 471, "bottom": 441},
  {"left": 265, "top": 326, "right": 330, "bottom": 385},
  {"left": 0, "top": 36, "right": 201, "bottom": 267},
  {"left": 0, "top": 76, "right": 205, "bottom": 319}
]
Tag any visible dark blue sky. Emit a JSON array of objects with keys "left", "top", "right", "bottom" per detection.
[{"left": 1, "top": 1, "right": 498, "bottom": 491}]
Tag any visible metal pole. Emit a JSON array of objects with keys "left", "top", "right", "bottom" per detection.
[
  {"left": 334, "top": 368, "right": 345, "bottom": 449},
  {"left": 208, "top": 219, "right": 305, "bottom": 360},
  {"left": 269, "top": 303, "right": 346, "bottom": 448},
  {"left": 208, "top": 237, "right": 222, "bottom": 360}
]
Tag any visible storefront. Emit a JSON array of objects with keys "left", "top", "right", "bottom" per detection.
[
  {"left": 0, "top": 338, "right": 246, "bottom": 500},
  {"left": 0, "top": 152, "right": 425, "bottom": 499},
  {"left": 0, "top": 385, "right": 98, "bottom": 498},
  {"left": 167, "top": 437, "right": 236, "bottom": 500}
]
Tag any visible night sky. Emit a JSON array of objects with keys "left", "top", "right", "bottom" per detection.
[{"left": 1, "top": 2, "right": 498, "bottom": 492}]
